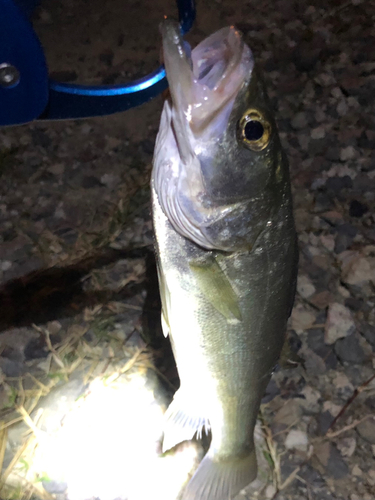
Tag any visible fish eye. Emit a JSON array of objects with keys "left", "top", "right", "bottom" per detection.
[{"left": 238, "top": 109, "right": 271, "bottom": 151}]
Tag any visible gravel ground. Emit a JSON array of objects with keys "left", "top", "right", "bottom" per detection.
[{"left": 0, "top": 0, "right": 375, "bottom": 499}]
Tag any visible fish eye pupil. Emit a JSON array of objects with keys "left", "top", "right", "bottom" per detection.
[{"left": 244, "top": 120, "right": 264, "bottom": 141}]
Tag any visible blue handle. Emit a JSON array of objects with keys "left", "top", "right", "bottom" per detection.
[
  {"left": 0, "top": 0, "right": 196, "bottom": 125},
  {"left": 43, "top": 65, "right": 168, "bottom": 121},
  {"left": 0, "top": 0, "right": 48, "bottom": 126}
]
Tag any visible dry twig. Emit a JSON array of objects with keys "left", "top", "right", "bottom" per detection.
[{"left": 326, "top": 373, "right": 375, "bottom": 434}]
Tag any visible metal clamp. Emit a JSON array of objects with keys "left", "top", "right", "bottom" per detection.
[{"left": 0, "top": 0, "right": 195, "bottom": 126}]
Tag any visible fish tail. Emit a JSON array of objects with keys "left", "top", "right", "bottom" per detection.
[{"left": 182, "top": 448, "right": 257, "bottom": 500}]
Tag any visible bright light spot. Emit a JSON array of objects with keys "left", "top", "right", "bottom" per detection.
[
  {"left": 185, "top": 104, "right": 192, "bottom": 122},
  {"left": 32, "top": 372, "right": 199, "bottom": 500}
]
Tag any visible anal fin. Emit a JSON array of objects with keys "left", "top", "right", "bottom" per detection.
[{"left": 163, "top": 389, "right": 210, "bottom": 453}]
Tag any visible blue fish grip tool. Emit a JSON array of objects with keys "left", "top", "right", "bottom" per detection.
[{"left": 0, "top": 0, "right": 195, "bottom": 126}]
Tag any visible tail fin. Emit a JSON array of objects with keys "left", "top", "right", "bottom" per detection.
[{"left": 182, "top": 450, "right": 257, "bottom": 500}]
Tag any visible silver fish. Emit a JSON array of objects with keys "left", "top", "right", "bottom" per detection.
[{"left": 152, "top": 19, "right": 298, "bottom": 500}]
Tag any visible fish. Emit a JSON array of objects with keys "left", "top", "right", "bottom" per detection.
[{"left": 151, "top": 19, "right": 298, "bottom": 500}]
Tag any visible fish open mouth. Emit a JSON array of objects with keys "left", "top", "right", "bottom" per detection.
[
  {"left": 154, "top": 21, "right": 255, "bottom": 250},
  {"left": 160, "top": 20, "right": 253, "bottom": 136}
]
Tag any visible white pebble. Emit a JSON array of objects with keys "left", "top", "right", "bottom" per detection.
[
  {"left": 285, "top": 429, "right": 309, "bottom": 452},
  {"left": 265, "top": 485, "right": 277, "bottom": 499},
  {"left": 337, "top": 437, "right": 356, "bottom": 457},
  {"left": 324, "top": 303, "right": 355, "bottom": 344},
  {"left": 0, "top": 260, "right": 12, "bottom": 271},
  {"left": 297, "top": 275, "right": 316, "bottom": 298}
]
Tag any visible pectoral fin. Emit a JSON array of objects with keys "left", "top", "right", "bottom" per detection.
[
  {"left": 189, "top": 255, "right": 242, "bottom": 321},
  {"left": 156, "top": 260, "right": 171, "bottom": 337}
]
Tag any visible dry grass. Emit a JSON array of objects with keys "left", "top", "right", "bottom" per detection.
[
  {"left": 259, "top": 407, "right": 302, "bottom": 499},
  {"left": 0, "top": 298, "right": 152, "bottom": 499}
]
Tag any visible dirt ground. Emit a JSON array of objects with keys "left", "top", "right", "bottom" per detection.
[{"left": 0, "top": 0, "right": 374, "bottom": 499}]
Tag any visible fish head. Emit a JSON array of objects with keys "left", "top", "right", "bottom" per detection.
[{"left": 153, "top": 20, "right": 290, "bottom": 251}]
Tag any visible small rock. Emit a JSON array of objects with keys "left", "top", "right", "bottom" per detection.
[
  {"left": 43, "top": 481, "right": 68, "bottom": 494},
  {"left": 274, "top": 399, "right": 303, "bottom": 426},
  {"left": 291, "top": 305, "right": 316, "bottom": 333},
  {"left": 291, "top": 112, "right": 309, "bottom": 130},
  {"left": 285, "top": 429, "right": 309, "bottom": 452},
  {"left": 340, "top": 146, "right": 357, "bottom": 161},
  {"left": 297, "top": 275, "right": 316, "bottom": 299},
  {"left": 311, "top": 126, "right": 325, "bottom": 139},
  {"left": 335, "top": 333, "right": 366, "bottom": 364},
  {"left": 0, "top": 260, "right": 12, "bottom": 271},
  {"left": 105, "top": 136, "right": 122, "bottom": 149},
  {"left": 337, "top": 100, "right": 348, "bottom": 116},
  {"left": 359, "top": 322, "right": 375, "bottom": 348},
  {"left": 326, "top": 444, "right": 349, "bottom": 479},
  {"left": 310, "top": 291, "right": 334, "bottom": 309},
  {"left": 313, "top": 441, "right": 330, "bottom": 466},
  {"left": 357, "top": 417, "right": 375, "bottom": 444},
  {"left": 344, "top": 297, "right": 364, "bottom": 312},
  {"left": 307, "top": 328, "right": 338, "bottom": 369},
  {"left": 0, "top": 358, "right": 24, "bottom": 377},
  {"left": 339, "top": 249, "right": 375, "bottom": 285},
  {"left": 337, "top": 437, "right": 356, "bottom": 457},
  {"left": 298, "top": 134, "right": 310, "bottom": 150},
  {"left": 48, "top": 163, "right": 65, "bottom": 176},
  {"left": 324, "top": 303, "right": 355, "bottom": 344},
  {"left": 338, "top": 285, "right": 351, "bottom": 298},
  {"left": 39, "top": 8, "right": 52, "bottom": 23},
  {"left": 293, "top": 39, "right": 322, "bottom": 72},
  {"left": 352, "top": 464, "right": 362, "bottom": 476},
  {"left": 47, "top": 321, "right": 62, "bottom": 336},
  {"left": 54, "top": 206, "right": 66, "bottom": 219},
  {"left": 302, "top": 347, "right": 326, "bottom": 375},
  {"left": 100, "top": 173, "right": 121, "bottom": 189},
  {"left": 325, "top": 175, "right": 353, "bottom": 193},
  {"left": 317, "top": 411, "right": 334, "bottom": 435},
  {"left": 334, "top": 224, "right": 358, "bottom": 254},
  {"left": 299, "top": 385, "right": 321, "bottom": 413},
  {"left": 349, "top": 200, "right": 368, "bottom": 218},
  {"left": 322, "top": 401, "right": 342, "bottom": 417},
  {"left": 332, "top": 372, "right": 354, "bottom": 398},
  {"left": 264, "top": 484, "right": 277, "bottom": 499},
  {"left": 368, "top": 469, "right": 375, "bottom": 486},
  {"left": 325, "top": 147, "right": 341, "bottom": 161},
  {"left": 262, "top": 379, "right": 280, "bottom": 404},
  {"left": 320, "top": 234, "right": 335, "bottom": 252}
]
